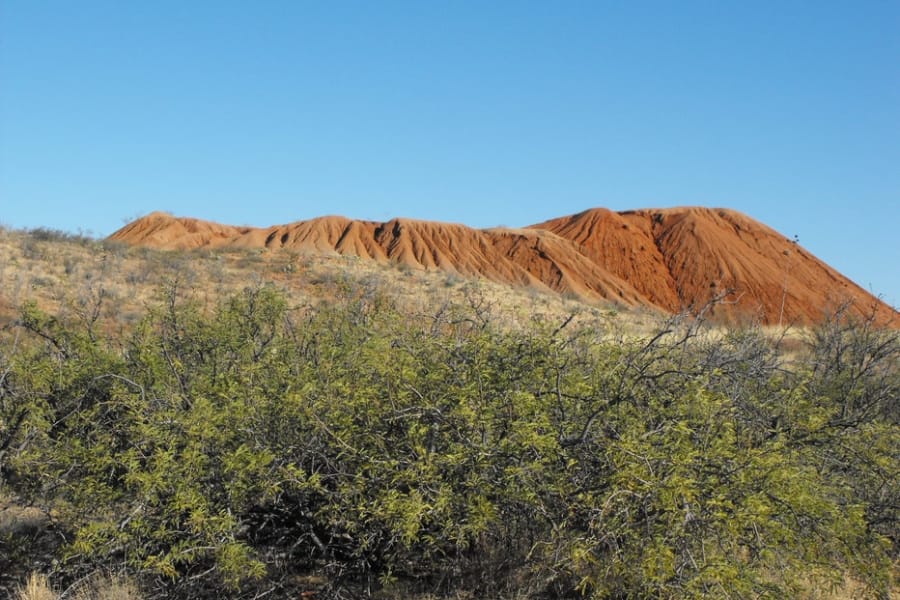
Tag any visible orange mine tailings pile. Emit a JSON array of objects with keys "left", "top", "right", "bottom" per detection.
[{"left": 109, "top": 207, "right": 898, "bottom": 326}]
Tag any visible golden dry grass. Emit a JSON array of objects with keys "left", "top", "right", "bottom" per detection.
[
  {"left": 0, "top": 225, "right": 648, "bottom": 336},
  {"left": 16, "top": 572, "right": 142, "bottom": 600},
  {"left": 16, "top": 574, "right": 55, "bottom": 600}
]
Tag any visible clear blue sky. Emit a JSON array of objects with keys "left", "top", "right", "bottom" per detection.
[{"left": 1, "top": 1, "right": 898, "bottom": 307}]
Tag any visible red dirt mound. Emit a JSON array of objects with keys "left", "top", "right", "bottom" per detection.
[
  {"left": 532, "top": 207, "right": 896, "bottom": 325},
  {"left": 109, "top": 211, "right": 253, "bottom": 249},
  {"left": 108, "top": 208, "right": 898, "bottom": 326},
  {"left": 530, "top": 208, "right": 681, "bottom": 310},
  {"left": 484, "top": 227, "right": 647, "bottom": 305}
]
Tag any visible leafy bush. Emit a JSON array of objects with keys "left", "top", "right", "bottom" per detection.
[
  {"left": 0, "top": 286, "right": 896, "bottom": 598},
  {"left": 25, "top": 228, "right": 94, "bottom": 245}
]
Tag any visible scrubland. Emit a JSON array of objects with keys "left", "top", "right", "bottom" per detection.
[{"left": 1, "top": 226, "right": 896, "bottom": 599}]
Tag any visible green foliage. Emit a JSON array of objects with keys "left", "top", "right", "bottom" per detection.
[{"left": 0, "top": 286, "right": 896, "bottom": 599}]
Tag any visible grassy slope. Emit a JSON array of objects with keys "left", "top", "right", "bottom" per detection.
[{"left": 0, "top": 226, "right": 659, "bottom": 336}]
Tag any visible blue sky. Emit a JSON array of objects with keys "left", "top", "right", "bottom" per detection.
[{"left": 1, "top": 1, "right": 898, "bottom": 306}]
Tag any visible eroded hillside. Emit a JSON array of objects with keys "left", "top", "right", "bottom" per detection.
[{"left": 109, "top": 207, "right": 898, "bottom": 326}]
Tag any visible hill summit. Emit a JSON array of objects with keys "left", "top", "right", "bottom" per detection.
[{"left": 109, "top": 207, "right": 896, "bottom": 326}]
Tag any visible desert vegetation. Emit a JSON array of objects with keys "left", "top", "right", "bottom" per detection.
[
  {"left": 0, "top": 223, "right": 621, "bottom": 334},
  {"left": 0, "top": 253, "right": 896, "bottom": 598}
]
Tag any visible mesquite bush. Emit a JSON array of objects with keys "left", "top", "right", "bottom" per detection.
[{"left": 0, "top": 284, "right": 896, "bottom": 599}]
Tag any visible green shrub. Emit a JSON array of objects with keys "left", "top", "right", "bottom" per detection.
[{"left": 0, "top": 287, "right": 895, "bottom": 599}]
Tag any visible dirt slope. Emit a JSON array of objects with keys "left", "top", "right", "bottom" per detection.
[
  {"left": 109, "top": 211, "right": 255, "bottom": 249},
  {"left": 108, "top": 208, "right": 898, "bottom": 325},
  {"left": 529, "top": 208, "right": 681, "bottom": 310},
  {"left": 532, "top": 206, "right": 896, "bottom": 325}
]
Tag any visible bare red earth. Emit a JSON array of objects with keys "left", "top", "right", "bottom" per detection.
[
  {"left": 108, "top": 208, "right": 898, "bottom": 326},
  {"left": 532, "top": 207, "right": 900, "bottom": 325}
]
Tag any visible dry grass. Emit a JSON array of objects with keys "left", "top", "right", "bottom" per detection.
[
  {"left": 16, "top": 574, "right": 55, "bottom": 600},
  {"left": 15, "top": 571, "right": 893, "bottom": 600},
  {"left": 68, "top": 574, "right": 142, "bottom": 600},
  {"left": 16, "top": 572, "right": 142, "bottom": 600},
  {"left": 0, "top": 503, "right": 47, "bottom": 538},
  {"left": 0, "top": 226, "right": 646, "bottom": 336}
]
